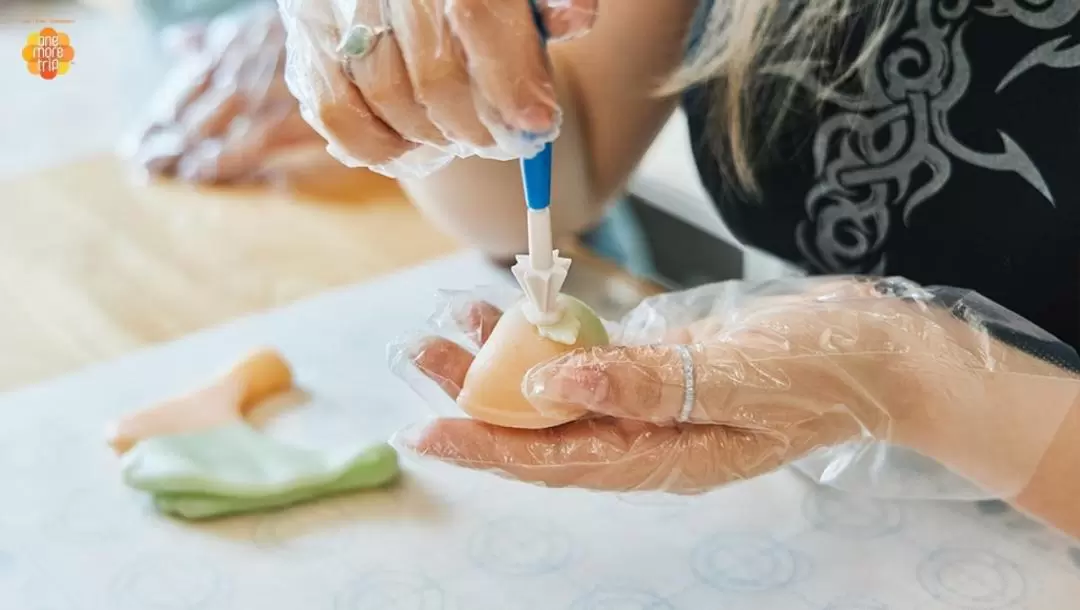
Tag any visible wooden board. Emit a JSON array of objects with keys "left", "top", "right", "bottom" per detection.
[{"left": 0, "top": 155, "right": 460, "bottom": 391}]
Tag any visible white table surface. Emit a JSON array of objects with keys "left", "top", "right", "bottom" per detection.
[{"left": 1, "top": 251, "right": 1079, "bottom": 610}]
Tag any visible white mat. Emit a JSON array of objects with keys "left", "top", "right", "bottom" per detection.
[{"left": 2, "top": 251, "right": 1078, "bottom": 610}]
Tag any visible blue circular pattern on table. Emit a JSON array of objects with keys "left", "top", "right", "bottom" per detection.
[
  {"left": 691, "top": 534, "right": 797, "bottom": 592},
  {"left": 468, "top": 517, "right": 574, "bottom": 576},
  {"left": 916, "top": 549, "right": 1025, "bottom": 609}
]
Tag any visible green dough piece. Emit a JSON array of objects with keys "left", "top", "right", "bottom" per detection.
[{"left": 121, "top": 423, "right": 400, "bottom": 520}]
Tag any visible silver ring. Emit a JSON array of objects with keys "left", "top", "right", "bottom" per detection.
[
  {"left": 338, "top": 23, "right": 391, "bottom": 59},
  {"left": 674, "top": 345, "right": 696, "bottom": 423}
]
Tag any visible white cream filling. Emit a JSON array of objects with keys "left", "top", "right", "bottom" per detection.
[{"left": 522, "top": 296, "right": 581, "bottom": 345}]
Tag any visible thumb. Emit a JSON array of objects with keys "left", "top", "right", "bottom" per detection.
[
  {"left": 536, "top": 0, "right": 599, "bottom": 41},
  {"left": 524, "top": 343, "right": 707, "bottom": 423}
]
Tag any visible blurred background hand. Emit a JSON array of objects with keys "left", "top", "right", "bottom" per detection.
[
  {"left": 126, "top": 3, "right": 339, "bottom": 187},
  {"left": 275, "top": 0, "right": 598, "bottom": 178}
]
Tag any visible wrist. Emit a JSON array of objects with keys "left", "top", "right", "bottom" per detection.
[
  {"left": 1013, "top": 397, "right": 1080, "bottom": 539},
  {"left": 879, "top": 283, "right": 1080, "bottom": 498},
  {"left": 901, "top": 369, "right": 1080, "bottom": 500}
]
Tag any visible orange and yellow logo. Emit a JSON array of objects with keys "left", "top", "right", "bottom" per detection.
[{"left": 22, "top": 28, "right": 74, "bottom": 80}]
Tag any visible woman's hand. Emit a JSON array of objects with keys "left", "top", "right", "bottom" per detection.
[
  {"left": 275, "top": 0, "right": 598, "bottom": 177},
  {"left": 394, "top": 278, "right": 1080, "bottom": 499},
  {"left": 128, "top": 5, "right": 333, "bottom": 186}
]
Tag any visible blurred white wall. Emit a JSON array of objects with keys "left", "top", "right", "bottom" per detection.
[{"left": 0, "top": 1, "right": 165, "bottom": 178}]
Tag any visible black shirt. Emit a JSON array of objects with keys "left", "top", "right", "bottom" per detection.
[{"left": 684, "top": 0, "right": 1080, "bottom": 349}]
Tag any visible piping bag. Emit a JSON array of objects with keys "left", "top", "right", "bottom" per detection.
[{"left": 511, "top": 0, "right": 572, "bottom": 326}]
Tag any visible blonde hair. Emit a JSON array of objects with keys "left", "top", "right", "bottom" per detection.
[{"left": 667, "top": 0, "right": 901, "bottom": 191}]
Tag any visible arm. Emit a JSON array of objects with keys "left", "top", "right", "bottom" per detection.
[
  {"left": 1015, "top": 400, "right": 1080, "bottom": 539},
  {"left": 904, "top": 343, "right": 1080, "bottom": 540},
  {"left": 932, "top": 378, "right": 1080, "bottom": 539},
  {"left": 399, "top": 1, "right": 699, "bottom": 258}
]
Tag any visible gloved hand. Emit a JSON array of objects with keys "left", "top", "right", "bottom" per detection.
[
  {"left": 391, "top": 278, "right": 1080, "bottom": 500},
  {"left": 125, "top": 4, "right": 336, "bottom": 187},
  {"left": 275, "top": 0, "right": 599, "bottom": 177}
]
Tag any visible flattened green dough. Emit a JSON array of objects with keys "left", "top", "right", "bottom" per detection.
[{"left": 121, "top": 423, "right": 400, "bottom": 520}]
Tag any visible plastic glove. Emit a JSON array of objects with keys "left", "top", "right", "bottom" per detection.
[
  {"left": 390, "top": 278, "right": 1080, "bottom": 500},
  {"left": 275, "top": 0, "right": 598, "bottom": 178},
  {"left": 125, "top": 3, "right": 337, "bottom": 187}
]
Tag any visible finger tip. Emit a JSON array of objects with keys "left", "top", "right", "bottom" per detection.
[
  {"left": 467, "top": 300, "right": 501, "bottom": 322},
  {"left": 409, "top": 336, "right": 467, "bottom": 373},
  {"left": 543, "top": 2, "right": 598, "bottom": 41},
  {"left": 392, "top": 418, "right": 481, "bottom": 462},
  {"left": 455, "top": 300, "right": 502, "bottom": 344},
  {"left": 404, "top": 334, "right": 439, "bottom": 360},
  {"left": 516, "top": 105, "right": 557, "bottom": 134},
  {"left": 389, "top": 420, "right": 433, "bottom": 454},
  {"left": 139, "top": 155, "right": 178, "bottom": 177}
]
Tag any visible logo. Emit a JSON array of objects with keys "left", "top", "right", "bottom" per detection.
[{"left": 22, "top": 27, "right": 74, "bottom": 80}]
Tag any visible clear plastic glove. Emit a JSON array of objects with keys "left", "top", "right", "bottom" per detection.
[
  {"left": 274, "top": 0, "right": 598, "bottom": 178},
  {"left": 390, "top": 278, "right": 1080, "bottom": 500},
  {"left": 125, "top": 4, "right": 336, "bottom": 186}
]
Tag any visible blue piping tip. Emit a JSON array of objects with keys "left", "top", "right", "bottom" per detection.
[{"left": 521, "top": 142, "right": 553, "bottom": 211}]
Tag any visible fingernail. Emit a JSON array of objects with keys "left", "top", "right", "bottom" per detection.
[
  {"left": 517, "top": 105, "right": 555, "bottom": 133},
  {"left": 404, "top": 335, "right": 442, "bottom": 366},
  {"left": 404, "top": 339, "right": 426, "bottom": 363},
  {"left": 389, "top": 419, "right": 480, "bottom": 465},
  {"left": 175, "top": 156, "right": 210, "bottom": 182},
  {"left": 526, "top": 360, "right": 610, "bottom": 409},
  {"left": 389, "top": 422, "right": 468, "bottom": 465},
  {"left": 388, "top": 421, "right": 433, "bottom": 455},
  {"left": 448, "top": 299, "right": 479, "bottom": 341},
  {"left": 385, "top": 333, "right": 429, "bottom": 372},
  {"left": 547, "top": 6, "right": 597, "bottom": 41}
]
